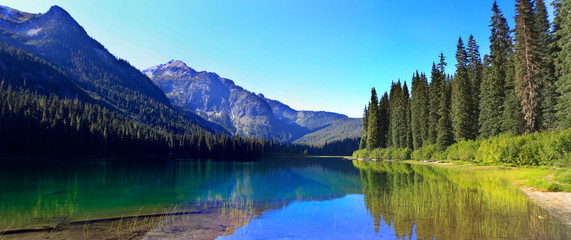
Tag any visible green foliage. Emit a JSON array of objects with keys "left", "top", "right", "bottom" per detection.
[
  {"left": 475, "top": 129, "right": 571, "bottom": 166},
  {"left": 553, "top": 0, "right": 571, "bottom": 129},
  {"left": 443, "top": 139, "right": 481, "bottom": 162},
  {"left": 352, "top": 147, "right": 411, "bottom": 160},
  {"left": 411, "top": 144, "right": 440, "bottom": 160},
  {"left": 357, "top": 128, "right": 570, "bottom": 167}
]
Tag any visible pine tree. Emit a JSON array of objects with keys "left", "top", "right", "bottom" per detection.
[
  {"left": 389, "top": 81, "right": 409, "bottom": 148},
  {"left": 428, "top": 58, "right": 445, "bottom": 144},
  {"left": 403, "top": 82, "right": 413, "bottom": 149},
  {"left": 437, "top": 79, "right": 454, "bottom": 150},
  {"left": 411, "top": 71, "right": 429, "bottom": 149},
  {"left": 467, "top": 35, "right": 483, "bottom": 135},
  {"left": 502, "top": 54, "right": 525, "bottom": 134},
  {"left": 359, "top": 105, "right": 368, "bottom": 149},
  {"left": 437, "top": 53, "right": 447, "bottom": 73},
  {"left": 379, "top": 92, "right": 390, "bottom": 148},
  {"left": 535, "top": 0, "right": 559, "bottom": 130},
  {"left": 389, "top": 82, "right": 401, "bottom": 147},
  {"left": 367, "top": 88, "right": 381, "bottom": 149},
  {"left": 552, "top": 0, "right": 570, "bottom": 128},
  {"left": 514, "top": 0, "right": 541, "bottom": 133},
  {"left": 419, "top": 73, "right": 430, "bottom": 144},
  {"left": 452, "top": 37, "right": 476, "bottom": 141},
  {"left": 480, "top": 1, "right": 512, "bottom": 138}
]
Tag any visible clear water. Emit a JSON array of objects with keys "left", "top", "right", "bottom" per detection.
[{"left": 0, "top": 156, "right": 568, "bottom": 239}]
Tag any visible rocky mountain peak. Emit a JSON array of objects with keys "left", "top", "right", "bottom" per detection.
[
  {"left": 43, "top": 5, "right": 81, "bottom": 28},
  {"left": 46, "top": 5, "right": 68, "bottom": 16},
  {"left": 166, "top": 59, "right": 188, "bottom": 68}
]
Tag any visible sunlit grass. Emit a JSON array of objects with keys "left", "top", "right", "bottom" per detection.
[
  {"left": 353, "top": 160, "right": 569, "bottom": 239},
  {"left": 402, "top": 160, "right": 571, "bottom": 192}
]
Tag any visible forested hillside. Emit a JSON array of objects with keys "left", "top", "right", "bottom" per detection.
[
  {"left": 293, "top": 118, "right": 362, "bottom": 145},
  {"left": 0, "top": 44, "right": 268, "bottom": 158}
]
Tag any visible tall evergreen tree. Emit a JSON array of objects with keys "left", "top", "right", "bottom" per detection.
[
  {"left": 379, "top": 92, "right": 390, "bottom": 148},
  {"left": 403, "top": 82, "right": 413, "bottom": 149},
  {"left": 451, "top": 37, "right": 477, "bottom": 141},
  {"left": 552, "top": 0, "right": 570, "bottom": 129},
  {"left": 359, "top": 105, "right": 368, "bottom": 149},
  {"left": 428, "top": 59, "right": 446, "bottom": 144},
  {"left": 411, "top": 71, "right": 429, "bottom": 149},
  {"left": 514, "top": 0, "right": 541, "bottom": 133},
  {"left": 419, "top": 73, "right": 430, "bottom": 143},
  {"left": 390, "top": 81, "right": 408, "bottom": 148},
  {"left": 480, "top": 1, "right": 513, "bottom": 138},
  {"left": 467, "top": 35, "right": 483, "bottom": 133},
  {"left": 437, "top": 52, "right": 447, "bottom": 73},
  {"left": 367, "top": 88, "right": 381, "bottom": 149},
  {"left": 502, "top": 53, "right": 525, "bottom": 134},
  {"left": 437, "top": 79, "right": 454, "bottom": 150},
  {"left": 535, "top": 0, "right": 559, "bottom": 130}
]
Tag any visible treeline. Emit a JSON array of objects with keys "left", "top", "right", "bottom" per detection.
[
  {"left": 272, "top": 137, "right": 360, "bottom": 156},
  {"left": 0, "top": 82, "right": 270, "bottom": 159},
  {"left": 359, "top": 0, "right": 570, "bottom": 156}
]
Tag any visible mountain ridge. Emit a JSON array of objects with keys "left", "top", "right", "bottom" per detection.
[{"left": 144, "top": 60, "right": 361, "bottom": 142}]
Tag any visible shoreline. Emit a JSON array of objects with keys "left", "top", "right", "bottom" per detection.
[
  {"left": 522, "top": 187, "right": 571, "bottom": 226},
  {"left": 350, "top": 157, "right": 571, "bottom": 227}
]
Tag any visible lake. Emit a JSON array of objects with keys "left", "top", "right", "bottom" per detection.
[{"left": 0, "top": 156, "right": 569, "bottom": 239}]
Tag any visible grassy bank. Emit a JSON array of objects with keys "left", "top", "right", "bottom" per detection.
[{"left": 353, "top": 128, "right": 571, "bottom": 192}]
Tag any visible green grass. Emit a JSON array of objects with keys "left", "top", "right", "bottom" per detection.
[{"left": 402, "top": 160, "right": 571, "bottom": 192}]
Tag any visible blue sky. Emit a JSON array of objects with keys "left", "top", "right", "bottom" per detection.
[{"left": 2, "top": 1, "right": 554, "bottom": 117}]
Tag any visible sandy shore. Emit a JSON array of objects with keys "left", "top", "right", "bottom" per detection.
[{"left": 522, "top": 187, "right": 571, "bottom": 226}]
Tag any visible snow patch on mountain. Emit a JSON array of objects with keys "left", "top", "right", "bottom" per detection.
[{"left": 27, "top": 27, "right": 42, "bottom": 36}]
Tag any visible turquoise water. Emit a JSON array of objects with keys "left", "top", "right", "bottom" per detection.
[{"left": 0, "top": 157, "right": 569, "bottom": 239}]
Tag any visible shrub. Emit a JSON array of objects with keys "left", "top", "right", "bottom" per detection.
[
  {"left": 353, "top": 128, "right": 570, "bottom": 166},
  {"left": 412, "top": 144, "right": 439, "bottom": 160}
]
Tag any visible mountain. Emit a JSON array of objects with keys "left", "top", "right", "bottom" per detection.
[
  {"left": 0, "top": 5, "right": 224, "bottom": 134},
  {"left": 144, "top": 60, "right": 362, "bottom": 142},
  {"left": 0, "top": 5, "right": 273, "bottom": 158},
  {"left": 292, "top": 118, "right": 362, "bottom": 145}
]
